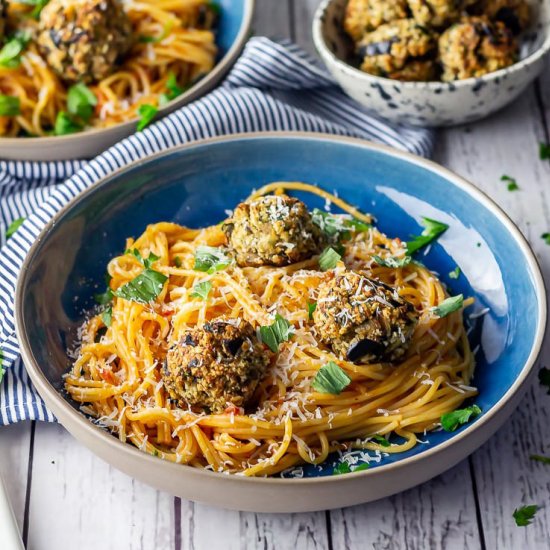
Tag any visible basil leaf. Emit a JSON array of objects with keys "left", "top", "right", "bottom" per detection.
[
  {"left": 94, "top": 287, "right": 113, "bottom": 306},
  {"left": 126, "top": 248, "right": 159, "bottom": 269},
  {"left": 67, "top": 83, "right": 97, "bottom": 122},
  {"left": 193, "top": 245, "right": 232, "bottom": 274},
  {"left": 0, "top": 32, "right": 30, "bottom": 68},
  {"left": 530, "top": 454, "right": 550, "bottom": 465},
  {"left": 54, "top": 111, "right": 82, "bottom": 136},
  {"left": 353, "top": 463, "right": 369, "bottom": 472},
  {"left": 513, "top": 505, "right": 539, "bottom": 527},
  {"left": 501, "top": 174, "right": 519, "bottom": 192},
  {"left": 311, "top": 361, "right": 351, "bottom": 394},
  {"left": 539, "top": 367, "right": 550, "bottom": 394},
  {"left": 406, "top": 217, "right": 449, "bottom": 255},
  {"left": 166, "top": 72, "right": 184, "bottom": 99},
  {"left": 541, "top": 233, "right": 550, "bottom": 245},
  {"left": 137, "top": 104, "right": 158, "bottom": 131},
  {"left": 312, "top": 209, "right": 369, "bottom": 241},
  {"left": 333, "top": 462, "right": 351, "bottom": 475},
  {"left": 259, "top": 314, "right": 294, "bottom": 353},
  {"left": 431, "top": 294, "right": 463, "bottom": 318},
  {"left": 372, "top": 255, "right": 411, "bottom": 268},
  {"left": 18, "top": 0, "right": 49, "bottom": 19},
  {"left": 372, "top": 435, "right": 390, "bottom": 447},
  {"left": 540, "top": 142, "right": 550, "bottom": 160},
  {"left": 101, "top": 305, "right": 113, "bottom": 327},
  {"left": 6, "top": 217, "right": 25, "bottom": 239},
  {"left": 319, "top": 247, "right": 341, "bottom": 271},
  {"left": 114, "top": 268, "right": 168, "bottom": 304},
  {"left": 307, "top": 301, "right": 317, "bottom": 320},
  {"left": 190, "top": 281, "right": 212, "bottom": 301},
  {"left": 449, "top": 267, "right": 460, "bottom": 279},
  {"left": 440, "top": 404, "right": 481, "bottom": 432},
  {"left": 0, "top": 95, "right": 21, "bottom": 116}
]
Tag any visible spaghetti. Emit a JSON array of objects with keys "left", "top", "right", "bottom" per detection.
[
  {"left": 0, "top": 0, "right": 217, "bottom": 137},
  {"left": 65, "top": 183, "right": 477, "bottom": 477}
]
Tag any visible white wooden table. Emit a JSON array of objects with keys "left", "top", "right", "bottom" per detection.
[{"left": 2, "top": 2, "right": 550, "bottom": 548}]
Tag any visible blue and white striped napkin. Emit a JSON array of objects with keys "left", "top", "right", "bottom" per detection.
[{"left": 0, "top": 37, "right": 434, "bottom": 425}]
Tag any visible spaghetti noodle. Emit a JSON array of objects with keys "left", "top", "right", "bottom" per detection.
[
  {"left": 65, "top": 183, "right": 477, "bottom": 477},
  {"left": 0, "top": 0, "right": 217, "bottom": 137}
]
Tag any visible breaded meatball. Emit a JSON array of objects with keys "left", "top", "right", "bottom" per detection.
[
  {"left": 357, "top": 19, "right": 438, "bottom": 81},
  {"left": 37, "top": 0, "right": 133, "bottom": 84},
  {"left": 223, "top": 195, "right": 326, "bottom": 268},
  {"left": 163, "top": 319, "right": 270, "bottom": 414},
  {"left": 313, "top": 271, "right": 417, "bottom": 363},
  {"left": 408, "top": 0, "right": 464, "bottom": 28},
  {"left": 344, "top": 0, "right": 409, "bottom": 41},
  {"left": 476, "top": 0, "right": 530, "bottom": 34},
  {"left": 439, "top": 16, "right": 517, "bottom": 81}
]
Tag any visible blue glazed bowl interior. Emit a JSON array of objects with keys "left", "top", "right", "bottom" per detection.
[
  {"left": 215, "top": 0, "right": 246, "bottom": 58},
  {"left": 20, "top": 135, "right": 544, "bottom": 478}
]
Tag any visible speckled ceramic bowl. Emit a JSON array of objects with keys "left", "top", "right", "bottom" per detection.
[
  {"left": 0, "top": 0, "right": 254, "bottom": 161},
  {"left": 313, "top": 0, "right": 550, "bottom": 127}
]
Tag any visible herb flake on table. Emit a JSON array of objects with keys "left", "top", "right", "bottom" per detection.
[
  {"left": 541, "top": 233, "right": 550, "bottom": 245},
  {"left": 431, "top": 294, "right": 463, "bottom": 318},
  {"left": 0, "top": 95, "right": 21, "bottom": 117},
  {"left": 449, "top": 267, "right": 460, "bottom": 279},
  {"left": 440, "top": 404, "right": 481, "bottom": 432},
  {"left": 6, "top": 217, "right": 25, "bottom": 239},
  {"left": 513, "top": 505, "right": 539, "bottom": 527},
  {"left": 312, "top": 361, "right": 351, "bottom": 394},
  {"left": 539, "top": 142, "right": 550, "bottom": 160},
  {"left": 193, "top": 246, "right": 232, "bottom": 274},
  {"left": 137, "top": 104, "right": 158, "bottom": 131},
  {"left": 501, "top": 174, "right": 519, "bottom": 191},
  {"left": 319, "top": 246, "right": 341, "bottom": 271},
  {"left": 530, "top": 454, "right": 550, "bottom": 465},
  {"left": 259, "top": 314, "right": 294, "bottom": 353},
  {"left": 406, "top": 217, "right": 448, "bottom": 255},
  {"left": 190, "top": 280, "right": 212, "bottom": 301},
  {"left": 538, "top": 366, "right": 550, "bottom": 394}
]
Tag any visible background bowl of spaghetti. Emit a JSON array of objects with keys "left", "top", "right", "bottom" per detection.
[
  {"left": 0, "top": 0, "right": 254, "bottom": 162},
  {"left": 15, "top": 133, "right": 546, "bottom": 512}
]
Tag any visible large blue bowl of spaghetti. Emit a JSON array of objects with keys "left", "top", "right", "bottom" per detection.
[{"left": 15, "top": 133, "right": 546, "bottom": 512}]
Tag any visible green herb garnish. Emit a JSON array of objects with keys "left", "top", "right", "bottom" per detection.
[
  {"left": 0, "top": 32, "right": 30, "bottom": 68},
  {"left": 19, "top": 0, "right": 49, "bottom": 19},
  {"left": 101, "top": 305, "right": 113, "bottom": 327},
  {"left": 542, "top": 233, "right": 550, "bottom": 245},
  {"left": 193, "top": 246, "right": 232, "bottom": 274},
  {"left": 114, "top": 268, "right": 167, "bottom": 304},
  {"left": 406, "top": 217, "right": 449, "bottom": 255},
  {"left": 174, "top": 256, "right": 182, "bottom": 268},
  {"left": 54, "top": 111, "right": 82, "bottom": 136},
  {"left": 259, "top": 314, "right": 294, "bottom": 353},
  {"left": 333, "top": 462, "right": 351, "bottom": 475},
  {"left": 513, "top": 505, "right": 539, "bottom": 527},
  {"left": 159, "top": 72, "right": 185, "bottom": 105},
  {"left": 67, "top": 83, "right": 97, "bottom": 123},
  {"left": 530, "top": 454, "right": 550, "bottom": 465},
  {"left": 137, "top": 104, "right": 158, "bottom": 131},
  {"left": 372, "top": 435, "right": 390, "bottom": 447},
  {"left": 431, "top": 294, "right": 463, "bottom": 318},
  {"left": 6, "top": 217, "right": 25, "bottom": 239},
  {"left": 208, "top": 1, "right": 221, "bottom": 15},
  {"left": 440, "top": 404, "right": 481, "bottom": 432},
  {"left": 539, "top": 367, "right": 550, "bottom": 394},
  {"left": 190, "top": 281, "right": 212, "bottom": 301},
  {"left": 307, "top": 301, "right": 317, "bottom": 320},
  {"left": 319, "top": 246, "right": 341, "bottom": 271},
  {"left": 539, "top": 142, "right": 550, "bottom": 160},
  {"left": 312, "top": 209, "right": 369, "bottom": 241},
  {"left": 0, "top": 95, "right": 21, "bottom": 117},
  {"left": 449, "top": 267, "right": 460, "bottom": 279},
  {"left": 311, "top": 361, "right": 351, "bottom": 395},
  {"left": 372, "top": 255, "right": 411, "bottom": 268},
  {"left": 126, "top": 248, "right": 160, "bottom": 269},
  {"left": 501, "top": 174, "right": 519, "bottom": 191}
]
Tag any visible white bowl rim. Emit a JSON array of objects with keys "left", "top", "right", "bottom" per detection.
[
  {"left": 15, "top": 131, "right": 547, "bottom": 486},
  {"left": 312, "top": 0, "right": 550, "bottom": 90},
  {"left": 0, "top": 0, "right": 255, "bottom": 149}
]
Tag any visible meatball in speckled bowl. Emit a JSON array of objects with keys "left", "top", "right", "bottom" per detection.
[{"left": 313, "top": 0, "right": 550, "bottom": 126}]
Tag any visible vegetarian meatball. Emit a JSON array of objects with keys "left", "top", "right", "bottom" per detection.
[
  {"left": 344, "top": 0, "right": 409, "bottom": 41},
  {"left": 439, "top": 16, "right": 517, "bottom": 81},
  {"left": 357, "top": 19, "right": 438, "bottom": 81},
  {"left": 408, "top": 0, "right": 464, "bottom": 28},
  {"left": 37, "top": 0, "right": 133, "bottom": 84},
  {"left": 163, "top": 319, "right": 270, "bottom": 414},
  {"left": 475, "top": 0, "right": 530, "bottom": 34},
  {"left": 313, "top": 270, "right": 417, "bottom": 363},
  {"left": 223, "top": 195, "right": 326, "bottom": 268}
]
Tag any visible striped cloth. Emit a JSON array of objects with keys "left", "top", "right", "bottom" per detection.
[{"left": 0, "top": 37, "right": 433, "bottom": 425}]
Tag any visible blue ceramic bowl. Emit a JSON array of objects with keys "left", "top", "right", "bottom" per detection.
[{"left": 16, "top": 133, "right": 546, "bottom": 512}]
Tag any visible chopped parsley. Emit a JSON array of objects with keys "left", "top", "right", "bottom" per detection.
[
  {"left": 530, "top": 454, "right": 550, "bottom": 465},
  {"left": 318, "top": 246, "right": 341, "bottom": 271},
  {"left": 406, "top": 217, "right": 448, "bottom": 255},
  {"left": 501, "top": 174, "right": 519, "bottom": 191},
  {"left": 54, "top": 111, "right": 82, "bottom": 136},
  {"left": 432, "top": 294, "right": 463, "bottom": 318},
  {"left": 159, "top": 72, "right": 186, "bottom": 105},
  {"left": 101, "top": 305, "right": 113, "bottom": 327},
  {"left": 67, "top": 83, "right": 97, "bottom": 123},
  {"left": 541, "top": 233, "right": 550, "bottom": 245},
  {"left": 312, "top": 209, "right": 369, "bottom": 241},
  {"left": 307, "top": 301, "right": 317, "bottom": 320},
  {"left": 190, "top": 280, "right": 212, "bottom": 301},
  {"left": 372, "top": 435, "right": 390, "bottom": 447},
  {"left": 0, "top": 95, "right": 21, "bottom": 117},
  {"left": 6, "top": 217, "right": 25, "bottom": 239},
  {"left": 539, "top": 142, "right": 550, "bottom": 160},
  {"left": 440, "top": 404, "right": 481, "bottom": 432},
  {"left": 372, "top": 255, "right": 411, "bottom": 268},
  {"left": 513, "top": 505, "right": 539, "bottom": 527},
  {"left": 259, "top": 314, "right": 294, "bottom": 353},
  {"left": 137, "top": 104, "right": 158, "bottom": 131},
  {"left": 449, "top": 267, "right": 460, "bottom": 279},
  {"left": 193, "top": 246, "right": 232, "bottom": 274},
  {"left": 311, "top": 361, "right": 351, "bottom": 394},
  {"left": 0, "top": 32, "right": 30, "bottom": 68},
  {"left": 538, "top": 367, "right": 550, "bottom": 394}
]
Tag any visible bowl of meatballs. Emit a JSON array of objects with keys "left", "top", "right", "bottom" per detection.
[
  {"left": 313, "top": 0, "right": 550, "bottom": 126},
  {"left": 0, "top": 0, "right": 254, "bottom": 160},
  {"left": 15, "top": 133, "right": 546, "bottom": 511}
]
